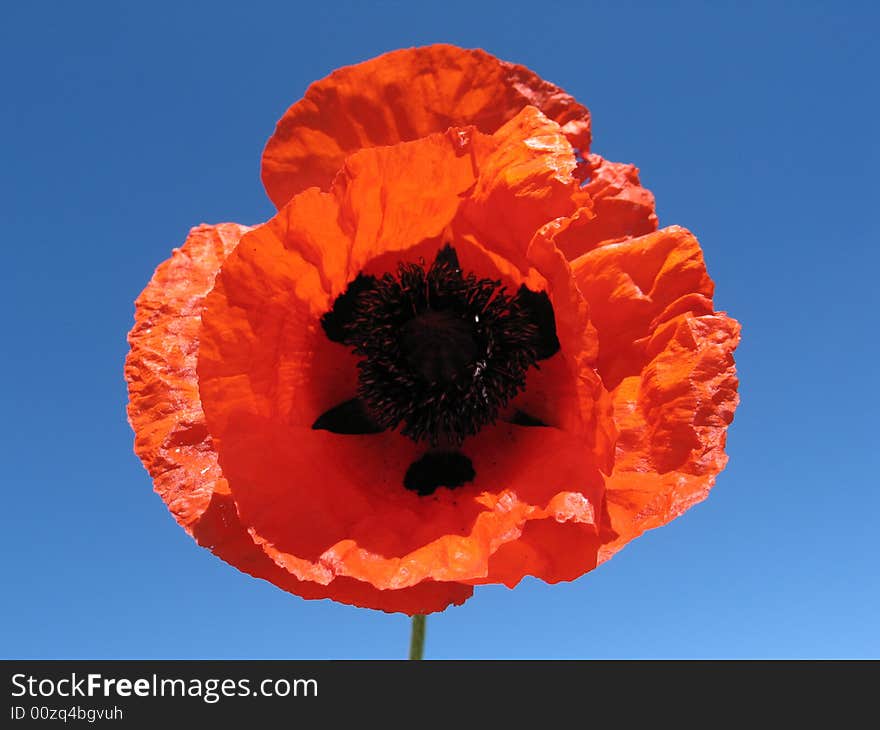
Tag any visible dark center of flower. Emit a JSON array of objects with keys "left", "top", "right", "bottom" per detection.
[
  {"left": 399, "top": 309, "right": 479, "bottom": 384},
  {"left": 313, "top": 244, "right": 560, "bottom": 494}
]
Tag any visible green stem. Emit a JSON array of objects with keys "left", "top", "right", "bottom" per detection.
[{"left": 409, "top": 614, "right": 426, "bottom": 660}]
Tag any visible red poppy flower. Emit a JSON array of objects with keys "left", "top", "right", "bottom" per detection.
[{"left": 125, "top": 45, "right": 740, "bottom": 615}]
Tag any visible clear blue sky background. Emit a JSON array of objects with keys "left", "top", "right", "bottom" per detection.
[{"left": 2, "top": 1, "right": 877, "bottom": 659}]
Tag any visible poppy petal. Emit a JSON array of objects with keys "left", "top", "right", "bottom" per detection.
[
  {"left": 192, "top": 491, "right": 473, "bottom": 614},
  {"left": 262, "top": 44, "right": 591, "bottom": 207},
  {"left": 199, "top": 228, "right": 608, "bottom": 587},
  {"left": 461, "top": 106, "right": 578, "bottom": 262},
  {"left": 125, "top": 223, "right": 471, "bottom": 614},
  {"left": 571, "top": 225, "right": 740, "bottom": 559},
  {"left": 206, "top": 410, "right": 605, "bottom": 590},
  {"left": 195, "top": 128, "right": 486, "bottom": 442},
  {"left": 572, "top": 225, "right": 715, "bottom": 389},
  {"left": 555, "top": 154, "right": 658, "bottom": 260},
  {"left": 126, "top": 222, "right": 248, "bottom": 531},
  {"left": 334, "top": 127, "right": 479, "bottom": 276},
  {"left": 200, "top": 112, "right": 598, "bottom": 446},
  {"left": 597, "top": 312, "right": 740, "bottom": 562},
  {"left": 515, "top": 220, "right": 616, "bottom": 474},
  {"left": 474, "top": 515, "right": 615, "bottom": 588}
]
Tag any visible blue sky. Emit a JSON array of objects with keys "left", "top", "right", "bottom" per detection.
[{"left": 2, "top": 1, "right": 877, "bottom": 658}]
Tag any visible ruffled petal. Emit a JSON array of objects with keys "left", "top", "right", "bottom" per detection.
[
  {"left": 476, "top": 514, "right": 615, "bottom": 588},
  {"left": 126, "top": 223, "right": 249, "bottom": 530},
  {"left": 195, "top": 129, "right": 485, "bottom": 438},
  {"left": 192, "top": 491, "right": 472, "bottom": 613},
  {"left": 262, "top": 44, "right": 591, "bottom": 207},
  {"left": 597, "top": 312, "right": 740, "bottom": 562},
  {"left": 125, "top": 223, "right": 471, "bottom": 614},
  {"left": 550, "top": 154, "right": 658, "bottom": 261},
  {"left": 516, "top": 220, "right": 616, "bottom": 473},
  {"left": 572, "top": 225, "right": 715, "bottom": 389},
  {"left": 461, "top": 106, "right": 579, "bottom": 263},
  {"left": 571, "top": 225, "right": 740, "bottom": 559},
  {"left": 202, "top": 406, "right": 605, "bottom": 590},
  {"left": 334, "top": 127, "right": 479, "bottom": 277},
  {"left": 199, "top": 224, "right": 608, "bottom": 588}
]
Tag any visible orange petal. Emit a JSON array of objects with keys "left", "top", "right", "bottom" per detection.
[
  {"left": 197, "top": 119, "right": 597, "bottom": 443},
  {"left": 599, "top": 313, "right": 740, "bottom": 561},
  {"left": 517, "top": 219, "right": 616, "bottom": 474},
  {"left": 126, "top": 223, "right": 248, "bottom": 531},
  {"left": 262, "top": 44, "right": 591, "bottom": 207},
  {"left": 199, "top": 223, "right": 609, "bottom": 587},
  {"left": 556, "top": 154, "right": 658, "bottom": 259},
  {"left": 196, "top": 129, "right": 483, "bottom": 438},
  {"left": 204, "top": 405, "right": 605, "bottom": 590},
  {"left": 125, "top": 223, "right": 471, "bottom": 614},
  {"left": 571, "top": 225, "right": 740, "bottom": 559},
  {"left": 572, "top": 225, "right": 715, "bottom": 388},
  {"left": 476, "top": 516, "right": 616, "bottom": 588},
  {"left": 192, "top": 491, "right": 472, "bottom": 614},
  {"left": 334, "top": 127, "right": 479, "bottom": 276},
  {"left": 461, "top": 106, "right": 578, "bottom": 264}
]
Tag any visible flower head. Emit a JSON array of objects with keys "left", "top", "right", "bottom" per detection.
[{"left": 125, "top": 45, "right": 740, "bottom": 614}]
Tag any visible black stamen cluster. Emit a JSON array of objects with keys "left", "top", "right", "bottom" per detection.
[{"left": 319, "top": 245, "right": 559, "bottom": 446}]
